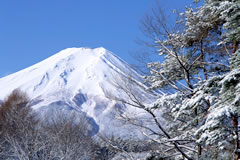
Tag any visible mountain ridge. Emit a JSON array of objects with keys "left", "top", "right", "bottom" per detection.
[{"left": 0, "top": 47, "right": 153, "bottom": 138}]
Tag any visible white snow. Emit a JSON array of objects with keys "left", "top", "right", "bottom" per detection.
[
  {"left": 0, "top": 47, "right": 130, "bottom": 98},
  {"left": 0, "top": 47, "right": 153, "bottom": 138}
]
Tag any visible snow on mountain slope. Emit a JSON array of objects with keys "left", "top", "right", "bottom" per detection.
[{"left": 0, "top": 47, "right": 154, "bottom": 137}]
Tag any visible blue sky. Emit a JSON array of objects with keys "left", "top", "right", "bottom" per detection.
[{"left": 0, "top": 0, "right": 192, "bottom": 78}]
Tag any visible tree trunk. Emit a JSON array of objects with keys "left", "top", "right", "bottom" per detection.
[
  {"left": 214, "top": 150, "right": 218, "bottom": 160},
  {"left": 200, "top": 40, "right": 207, "bottom": 80},
  {"left": 232, "top": 113, "right": 240, "bottom": 160},
  {"left": 185, "top": 70, "right": 193, "bottom": 93},
  {"left": 197, "top": 144, "right": 202, "bottom": 160},
  {"left": 233, "top": 40, "right": 239, "bottom": 54}
]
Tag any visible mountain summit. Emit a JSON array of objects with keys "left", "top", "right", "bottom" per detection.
[
  {"left": 0, "top": 47, "right": 134, "bottom": 99},
  {"left": 0, "top": 47, "right": 150, "bottom": 137}
]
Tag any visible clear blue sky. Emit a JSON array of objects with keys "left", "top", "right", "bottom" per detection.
[{"left": 0, "top": 0, "right": 192, "bottom": 78}]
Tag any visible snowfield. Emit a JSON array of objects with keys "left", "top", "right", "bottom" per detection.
[{"left": 0, "top": 47, "right": 155, "bottom": 138}]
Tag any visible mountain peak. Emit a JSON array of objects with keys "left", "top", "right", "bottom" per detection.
[
  {"left": 55, "top": 47, "right": 107, "bottom": 57},
  {"left": 0, "top": 47, "right": 148, "bottom": 138},
  {"left": 37, "top": 47, "right": 108, "bottom": 67},
  {"left": 0, "top": 47, "right": 131, "bottom": 99}
]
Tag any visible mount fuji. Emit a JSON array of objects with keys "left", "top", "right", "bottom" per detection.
[{"left": 0, "top": 47, "right": 154, "bottom": 137}]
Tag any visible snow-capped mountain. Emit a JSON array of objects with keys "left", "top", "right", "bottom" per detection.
[{"left": 0, "top": 47, "right": 153, "bottom": 137}]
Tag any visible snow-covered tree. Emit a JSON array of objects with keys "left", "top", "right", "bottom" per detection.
[
  {"left": 142, "top": 1, "right": 231, "bottom": 95},
  {"left": 137, "top": 0, "right": 240, "bottom": 159},
  {"left": 175, "top": 63, "right": 240, "bottom": 159},
  {"left": 203, "top": 0, "right": 240, "bottom": 54},
  {"left": 231, "top": 49, "right": 240, "bottom": 70},
  {"left": 182, "top": 5, "right": 230, "bottom": 79},
  {"left": 104, "top": 73, "right": 196, "bottom": 160}
]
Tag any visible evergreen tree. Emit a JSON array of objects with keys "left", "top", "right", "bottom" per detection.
[
  {"left": 182, "top": 5, "right": 230, "bottom": 79},
  {"left": 204, "top": 0, "right": 240, "bottom": 54},
  {"left": 140, "top": 0, "right": 240, "bottom": 159},
  {"left": 143, "top": 1, "right": 231, "bottom": 95}
]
